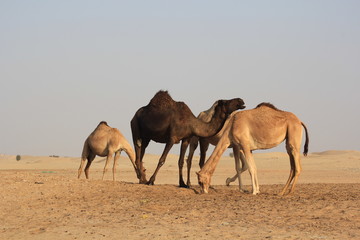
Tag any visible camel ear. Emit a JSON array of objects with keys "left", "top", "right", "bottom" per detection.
[{"left": 196, "top": 171, "right": 200, "bottom": 176}]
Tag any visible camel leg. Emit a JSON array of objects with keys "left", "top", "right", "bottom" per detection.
[
  {"left": 139, "top": 142, "right": 149, "bottom": 183},
  {"left": 199, "top": 139, "right": 209, "bottom": 168},
  {"left": 243, "top": 148, "right": 260, "bottom": 195},
  {"left": 78, "top": 156, "right": 87, "bottom": 179},
  {"left": 147, "top": 141, "right": 174, "bottom": 185},
  {"left": 102, "top": 152, "right": 113, "bottom": 180},
  {"left": 186, "top": 139, "right": 198, "bottom": 187},
  {"left": 233, "top": 147, "right": 250, "bottom": 192},
  {"left": 289, "top": 150, "right": 301, "bottom": 194},
  {"left": 279, "top": 152, "right": 295, "bottom": 196},
  {"left": 280, "top": 143, "right": 301, "bottom": 195},
  {"left": 178, "top": 138, "right": 190, "bottom": 188},
  {"left": 134, "top": 143, "right": 142, "bottom": 180},
  {"left": 84, "top": 153, "right": 96, "bottom": 179},
  {"left": 135, "top": 139, "right": 149, "bottom": 184},
  {"left": 131, "top": 119, "right": 148, "bottom": 183},
  {"left": 232, "top": 146, "right": 244, "bottom": 192},
  {"left": 78, "top": 143, "right": 90, "bottom": 179},
  {"left": 226, "top": 173, "right": 239, "bottom": 186},
  {"left": 226, "top": 150, "right": 248, "bottom": 186},
  {"left": 112, "top": 151, "right": 121, "bottom": 181}
]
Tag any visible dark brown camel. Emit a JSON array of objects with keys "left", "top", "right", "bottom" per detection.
[{"left": 130, "top": 90, "right": 245, "bottom": 186}]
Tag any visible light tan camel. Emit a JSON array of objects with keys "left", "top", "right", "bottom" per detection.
[
  {"left": 78, "top": 121, "right": 138, "bottom": 181},
  {"left": 197, "top": 103, "right": 309, "bottom": 195}
]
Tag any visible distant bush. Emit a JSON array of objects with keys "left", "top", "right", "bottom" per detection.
[
  {"left": 49, "top": 155, "right": 59, "bottom": 158},
  {"left": 16, "top": 155, "right": 21, "bottom": 161},
  {"left": 229, "top": 152, "right": 234, "bottom": 158}
]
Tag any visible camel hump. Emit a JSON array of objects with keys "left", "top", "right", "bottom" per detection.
[
  {"left": 149, "top": 90, "right": 175, "bottom": 108},
  {"left": 98, "top": 121, "right": 108, "bottom": 126},
  {"left": 256, "top": 102, "right": 280, "bottom": 111}
]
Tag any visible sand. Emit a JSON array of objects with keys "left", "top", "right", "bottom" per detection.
[{"left": 1, "top": 150, "right": 360, "bottom": 239}]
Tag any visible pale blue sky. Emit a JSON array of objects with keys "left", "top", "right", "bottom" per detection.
[{"left": 1, "top": 1, "right": 359, "bottom": 157}]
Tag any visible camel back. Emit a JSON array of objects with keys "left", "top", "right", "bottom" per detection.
[
  {"left": 256, "top": 102, "right": 281, "bottom": 111},
  {"left": 256, "top": 103, "right": 310, "bottom": 156}
]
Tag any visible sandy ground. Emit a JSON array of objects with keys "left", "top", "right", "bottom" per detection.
[{"left": 1, "top": 150, "right": 360, "bottom": 239}]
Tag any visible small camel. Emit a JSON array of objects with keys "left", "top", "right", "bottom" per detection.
[
  {"left": 78, "top": 121, "right": 138, "bottom": 181},
  {"left": 131, "top": 90, "right": 245, "bottom": 186},
  {"left": 197, "top": 103, "right": 309, "bottom": 195}
]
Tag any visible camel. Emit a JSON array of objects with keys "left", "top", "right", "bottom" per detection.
[
  {"left": 185, "top": 101, "right": 249, "bottom": 188},
  {"left": 131, "top": 90, "right": 245, "bottom": 186},
  {"left": 197, "top": 103, "right": 309, "bottom": 195},
  {"left": 78, "top": 121, "right": 138, "bottom": 181}
]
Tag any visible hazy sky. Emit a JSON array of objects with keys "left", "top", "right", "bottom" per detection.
[{"left": 1, "top": 1, "right": 359, "bottom": 157}]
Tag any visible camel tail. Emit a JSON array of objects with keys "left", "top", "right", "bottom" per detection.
[{"left": 301, "top": 122, "right": 309, "bottom": 156}]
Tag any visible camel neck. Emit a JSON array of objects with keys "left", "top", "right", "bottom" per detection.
[{"left": 191, "top": 110, "right": 225, "bottom": 138}]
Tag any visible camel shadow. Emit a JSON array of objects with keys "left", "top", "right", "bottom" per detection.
[{"left": 189, "top": 186, "right": 219, "bottom": 194}]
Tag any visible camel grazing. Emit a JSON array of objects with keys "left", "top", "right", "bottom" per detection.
[
  {"left": 131, "top": 90, "right": 245, "bottom": 186},
  {"left": 185, "top": 101, "right": 247, "bottom": 188},
  {"left": 197, "top": 103, "right": 309, "bottom": 195},
  {"left": 78, "top": 121, "right": 138, "bottom": 181},
  {"left": 178, "top": 99, "right": 245, "bottom": 187}
]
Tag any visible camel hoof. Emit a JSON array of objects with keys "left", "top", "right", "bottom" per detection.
[
  {"left": 146, "top": 180, "right": 154, "bottom": 185},
  {"left": 179, "top": 183, "right": 189, "bottom": 189},
  {"left": 225, "top": 178, "right": 231, "bottom": 186},
  {"left": 179, "top": 180, "right": 189, "bottom": 188},
  {"left": 139, "top": 179, "right": 148, "bottom": 184}
]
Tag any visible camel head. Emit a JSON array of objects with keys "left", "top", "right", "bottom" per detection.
[
  {"left": 222, "top": 98, "right": 246, "bottom": 116},
  {"left": 212, "top": 98, "right": 245, "bottom": 124},
  {"left": 196, "top": 171, "right": 210, "bottom": 194}
]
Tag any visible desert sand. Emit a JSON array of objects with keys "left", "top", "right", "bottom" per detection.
[{"left": 1, "top": 150, "right": 359, "bottom": 239}]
